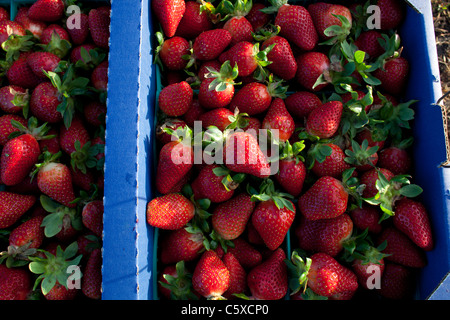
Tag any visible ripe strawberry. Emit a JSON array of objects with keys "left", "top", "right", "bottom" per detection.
[
  {"left": 66, "top": 12, "right": 90, "bottom": 45},
  {"left": 82, "top": 248, "right": 102, "bottom": 300},
  {"left": 44, "top": 281, "right": 78, "bottom": 300},
  {"left": 393, "top": 198, "right": 433, "bottom": 251},
  {"left": 351, "top": 244, "right": 387, "bottom": 290},
  {"left": 192, "top": 29, "right": 232, "bottom": 61},
  {"left": 223, "top": 252, "right": 247, "bottom": 299},
  {"left": 223, "top": 16, "right": 254, "bottom": 46},
  {"left": 246, "top": 248, "right": 287, "bottom": 300},
  {"left": 155, "top": 138, "right": 193, "bottom": 194},
  {"left": 355, "top": 128, "right": 386, "bottom": 150},
  {"left": 261, "top": 35, "right": 297, "bottom": 81},
  {"left": 9, "top": 215, "right": 45, "bottom": 249},
  {"left": 147, "top": 193, "right": 194, "bottom": 230},
  {"left": 6, "top": 54, "right": 43, "bottom": 89},
  {"left": 262, "top": 98, "right": 295, "bottom": 142},
  {"left": 228, "top": 237, "right": 262, "bottom": 269},
  {"left": 160, "top": 228, "right": 205, "bottom": 264},
  {"left": 158, "top": 81, "right": 193, "bottom": 117},
  {"left": 40, "top": 24, "right": 70, "bottom": 45},
  {"left": 83, "top": 101, "right": 106, "bottom": 127},
  {"left": 0, "top": 7, "right": 9, "bottom": 22},
  {"left": 275, "top": 141, "right": 307, "bottom": 197},
  {"left": 29, "top": 82, "right": 63, "bottom": 123},
  {"left": 311, "top": 143, "right": 351, "bottom": 178},
  {"left": 377, "top": 0, "right": 406, "bottom": 30},
  {"left": 266, "top": 1, "right": 318, "bottom": 51},
  {"left": 349, "top": 204, "right": 383, "bottom": 234},
  {"left": 152, "top": 0, "right": 185, "bottom": 38},
  {"left": 0, "top": 114, "right": 27, "bottom": 145},
  {"left": 295, "top": 213, "right": 353, "bottom": 257},
  {"left": 91, "top": 60, "right": 108, "bottom": 92},
  {"left": 198, "top": 108, "right": 233, "bottom": 131},
  {"left": 14, "top": 7, "right": 47, "bottom": 39},
  {"left": 88, "top": 7, "right": 110, "bottom": 49},
  {"left": 379, "top": 262, "right": 414, "bottom": 299},
  {"left": 360, "top": 167, "right": 394, "bottom": 198},
  {"left": 223, "top": 131, "right": 271, "bottom": 178},
  {"left": 175, "top": 1, "right": 213, "bottom": 39},
  {"left": 377, "top": 146, "right": 411, "bottom": 175},
  {"left": 354, "top": 30, "right": 385, "bottom": 59},
  {"left": 157, "top": 35, "right": 190, "bottom": 71},
  {"left": 0, "top": 264, "right": 32, "bottom": 300},
  {"left": 246, "top": 3, "right": 270, "bottom": 32},
  {"left": 192, "top": 250, "right": 230, "bottom": 299},
  {"left": 299, "top": 176, "right": 348, "bottom": 220},
  {"left": 0, "top": 85, "right": 28, "bottom": 115},
  {"left": 59, "top": 115, "right": 90, "bottom": 155},
  {"left": 376, "top": 226, "right": 427, "bottom": 268},
  {"left": 82, "top": 200, "right": 103, "bottom": 238},
  {"left": 28, "top": 0, "right": 65, "bottom": 22},
  {"left": 308, "top": 2, "right": 352, "bottom": 41},
  {"left": 295, "top": 52, "right": 330, "bottom": 92},
  {"left": 305, "top": 100, "right": 343, "bottom": 139},
  {"left": 1, "top": 133, "right": 41, "bottom": 186},
  {"left": 191, "top": 164, "right": 236, "bottom": 203},
  {"left": 156, "top": 118, "right": 187, "bottom": 145},
  {"left": 229, "top": 82, "right": 273, "bottom": 116},
  {"left": 373, "top": 57, "right": 409, "bottom": 96},
  {"left": 0, "top": 20, "right": 26, "bottom": 44},
  {"left": 212, "top": 193, "right": 255, "bottom": 241},
  {"left": 285, "top": 91, "right": 322, "bottom": 119},
  {"left": 0, "top": 192, "right": 36, "bottom": 228}
]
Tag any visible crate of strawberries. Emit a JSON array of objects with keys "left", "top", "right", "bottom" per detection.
[
  {"left": 148, "top": 0, "right": 449, "bottom": 301},
  {"left": 0, "top": 0, "right": 109, "bottom": 300}
]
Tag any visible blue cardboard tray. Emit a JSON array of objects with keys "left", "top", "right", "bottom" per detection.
[{"left": 101, "top": 0, "right": 450, "bottom": 300}]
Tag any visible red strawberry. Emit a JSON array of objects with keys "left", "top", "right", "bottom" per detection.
[
  {"left": 191, "top": 164, "right": 235, "bottom": 203},
  {"left": 175, "top": 1, "right": 213, "bottom": 39},
  {"left": 0, "top": 20, "right": 26, "bottom": 44},
  {"left": 295, "top": 52, "right": 330, "bottom": 92},
  {"left": 193, "top": 29, "right": 232, "bottom": 61},
  {"left": 0, "top": 264, "right": 32, "bottom": 300},
  {"left": 311, "top": 143, "right": 351, "bottom": 178},
  {"left": 275, "top": 141, "right": 307, "bottom": 197},
  {"left": 1, "top": 133, "right": 41, "bottom": 186},
  {"left": 308, "top": 2, "right": 352, "bottom": 41},
  {"left": 0, "top": 114, "right": 27, "bottom": 145},
  {"left": 223, "top": 16, "right": 254, "bottom": 46},
  {"left": 360, "top": 167, "right": 394, "bottom": 198},
  {"left": 155, "top": 139, "right": 193, "bottom": 194},
  {"left": 285, "top": 91, "right": 322, "bottom": 119},
  {"left": 355, "top": 128, "right": 386, "bottom": 150},
  {"left": 156, "top": 118, "right": 188, "bottom": 145},
  {"left": 152, "top": 0, "right": 185, "bottom": 38},
  {"left": 83, "top": 101, "right": 106, "bottom": 127},
  {"left": 377, "top": 0, "right": 406, "bottom": 30},
  {"left": 44, "top": 281, "right": 78, "bottom": 300},
  {"left": 229, "top": 82, "right": 273, "bottom": 116},
  {"left": 393, "top": 198, "right": 433, "bottom": 251},
  {"left": 29, "top": 82, "right": 63, "bottom": 123},
  {"left": 379, "top": 262, "right": 413, "bottom": 299},
  {"left": 40, "top": 24, "right": 70, "bottom": 45},
  {"left": 376, "top": 226, "right": 427, "bottom": 268},
  {"left": 0, "top": 192, "right": 36, "bottom": 229},
  {"left": 261, "top": 35, "right": 297, "bottom": 81},
  {"left": 66, "top": 13, "right": 90, "bottom": 45},
  {"left": 373, "top": 57, "right": 409, "bottom": 96},
  {"left": 349, "top": 204, "right": 383, "bottom": 234},
  {"left": 82, "top": 200, "right": 103, "bottom": 238},
  {"left": 0, "top": 85, "right": 28, "bottom": 115},
  {"left": 354, "top": 30, "right": 385, "bottom": 59},
  {"left": 9, "top": 215, "right": 45, "bottom": 249},
  {"left": 351, "top": 244, "right": 387, "bottom": 290},
  {"left": 223, "top": 131, "right": 271, "bottom": 178},
  {"left": 228, "top": 237, "right": 262, "bottom": 269},
  {"left": 212, "top": 193, "right": 255, "bottom": 241},
  {"left": 158, "top": 81, "right": 193, "bottom": 117},
  {"left": 299, "top": 176, "right": 348, "bottom": 220},
  {"left": 377, "top": 146, "right": 412, "bottom": 175},
  {"left": 197, "top": 60, "right": 221, "bottom": 83},
  {"left": 6, "top": 54, "right": 43, "bottom": 89},
  {"left": 192, "top": 250, "right": 230, "bottom": 299},
  {"left": 269, "top": 2, "right": 318, "bottom": 51},
  {"left": 14, "top": 7, "right": 47, "bottom": 39},
  {"left": 0, "top": 7, "right": 9, "bottom": 22},
  {"left": 295, "top": 213, "right": 353, "bottom": 257},
  {"left": 223, "top": 252, "right": 247, "bottom": 299},
  {"left": 59, "top": 115, "right": 90, "bottom": 155},
  {"left": 305, "top": 100, "right": 343, "bottom": 139},
  {"left": 157, "top": 36, "right": 190, "bottom": 71},
  {"left": 246, "top": 3, "right": 270, "bottom": 32},
  {"left": 88, "top": 7, "right": 110, "bottom": 49},
  {"left": 262, "top": 98, "right": 295, "bottom": 142},
  {"left": 198, "top": 108, "right": 233, "bottom": 131},
  {"left": 160, "top": 228, "right": 204, "bottom": 264},
  {"left": 82, "top": 248, "right": 102, "bottom": 299},
  {"left": 91, "top": 60, "right": 108, "bottom": 92},
  {"left": 28, "top": 0, "right": 65, "bottom": 22},
  {"left": 246, "top": 248, "right": 287, "bottom": 300},
  {"left": 147, "top": 193, "right": 194, "bottom": 230}
]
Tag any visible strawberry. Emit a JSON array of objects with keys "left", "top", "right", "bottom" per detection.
[
  {"left": 28, "top": 0, "right": 65, "bottom": 22},
  {"left": 295, "top": 52, "right": 330, "bottom": 92},
  {"left": 246, "top": 248, "right": 287, "bottom": 300},
  {"left": 377, "top": 226, "right": 427, "bottom": 268},
  {"left": 260, "top": 34, "right": 297, "bottom": 81},
  {"left": 298, "top": 176, "right": 348, "bottom": 220},
  {"left": 88, "top": 7, "right": 110, "bottom": 49},
  {"left": 310, "top": 143, "right": 351, "bottom": 178},
  {"left": 192, "top": 29, "right": 232, "bottom": 61},
  {"left": 156, "top": 35, "right": 190, "bottom": 71},
  {"left": 1, "top": 133, "right": 41, "bottom": 186},
  {"left": 0, "top": 264, "right": 32, "bottom": 300},
  {"left": 66, "top": 12, "right": 90, "bottom": 45},
  {"left": 40, "top": 24, "right": 70, "bottom": 45},
  {"left": 160, "top": 227, "right": 205, "bottom": 264},
  {"left": 360, "top": 167, "right": 394, "bottom": 198},
  {"left": 158, "top": 261, "right": 200, "bottom": 300},
  {"left": 0, "top": 20, "right": 26, "bottom": 44},
  {"left": 191, "top": 164, "right": 236, "bottom": 203},
  {"left": 192, "top": 250, "right": 230, "bottom": 299},
  {"left": 305, "top": 100, "right": 343, "bottom": 139},
  {"left": 44, "top": 281, "right": 78, "bottom": 300},
  {"left": 393, "top": 198, "right": 433, "bottom": 251},
  {"left": 262, "top": 98, "right": 295, "bottom": 142},
  {"left": 295, "top": 213, "right": 353, "bottom": 257},
  {"left": 286, "top": 251, "right": 358, "bottom": 298},
  {"left": 158, "top": 81, "right": 193, "bottom": 117},
  {"left": 223, "top": 252, "right": 247, "bottom": 299},
  {"left": 175, "top": 1, "right": 213, "bottom": 39},
  {"left": 147, "top": 193, "right": 195, "bottom": 230},
  {"left": 246, "top": 3, "right": 270, "bottom": 32},
  {"left": 156, "top": 118, "right": 188, "bottom": 145},
  {"left": 379, "top": 262, "right": 414, "bottom": 299},
  {"left": 228, "top": 82, "right": 272, "bottom": 116},
  {"left": 29, "top": 82, "right": 63, "bottom": 123},
  {"left": 91, "top": 60, "right": 109, "bottom": 92},
  {"left": 0, "top": 192, "right": 37, "bottom": 229},
  {"left": 0, "top": 114, "right": 28, "bottom": 145},
  {"left": 377, "top": 0, "right": 406, "bottom": 30},
  {"left": 308, "top": 2, "right": 352, "bottom": 41},
  {"left": 264, "top": 1, "right": 318, "bottom": 51},
  {"left": 14, "top": 7, "right": 47, "bottom": 39},
  {"left": 349, "top": 204, "right": 383, "bottom": 234},
  {"left": 0, "top": 7, "right": 9, "bottom": 22},
  {"left": 373, "top": 57, "right": 409, "bottom": 96},
  {"left": 223, "top": 16, "right": 254, "bottom": 46},
  {"left": 275, "top": 141, "right": 307, "bottom": 197},
  {"left": 228, "top": 237, "right": 262, "bottom": 269},
  {"left": 152, "top": 0, "right": 185, "bottom": 38},
  {"left": 82, "top": 248, "right": 102, "bottom": 299},
  {"left": 198, "top": 108, "right": 233, "bottom": 131},
  {"left": 197, "top": 60, "right": 221, "bottom": 83},
  {"left": 354, "top": 30, "right": 385, "bottom": 59},
  {"left": 59, "top": 115, "right": 90, "bottom": 155},
  {"left": 0, "top": 85, "right": 29, "bottom": 115},
  {"left": 285, "top": 91, "right": 322, "bottom": 119},
  {"left": 82, "top": 200, "right": 103, "bottom": 238},
  {"left": 377, "top": 146, "right": 412, "bottom": 175},
  {"left": 83, "top": 101, "right": 106, "bottom": 127},
  {"left": 6, "top": 54, "right": 43, "bottom": 89},
  {"left": 8, "top": 215, "right": 44, "bottom": 249},
  {"left": 223, "top": 131, "right": 271, "bottom": 178},
  {"left": 211, "top": 193, "right": 255, "bottom": 241},
  {"left": 355, "top": 128, "right": 386, "bottom": 151}
]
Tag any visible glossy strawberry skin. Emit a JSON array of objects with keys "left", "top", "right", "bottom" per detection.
[
  {"left": 229, "top": 82, "right": 272, "bottom": 116},
  {"left": 198, "top": 77, "right": 235, "bottom": 109},
  {"left": 275, "top": 158, "right": 306, "bottom": 198},
  {"left": 374, "top": 57, "right": 409, "bottom": 96},
  {"left": 223, "top": 17, "right": 254, "bottom": 45},
  {"left": 37, "top": 162, "right": 77, "bottom": 208},
  {"left": 306, "top": 101, "right": 343, "bottom": 139},
  {"left": 152, "top": 0, "right": 185, "bottom": 38},
  {"left": 28, "top": 0, "right": 65, "bottom": 22},
  {"left": 159, "top": 81, "right": 193, "bottom": 117},
  {"left": 175, "top": 1, "right": 213, "bottom": 39},
  {"left": 193, "top": 29, "right": 232, "bottom": 61},
  {"left": 0, "top": 264, "right": 32, "bottom": 300},
  {"left": 262, "top": 35, "right": 297, "bottom": 80},
  {"left": 285, "top": 91, "right": 322, "bottom": 119},
  {"left": 296, "top": 52, "right": 330, "bottom": 92},
  {"left": 9, "top": 215, "right": 45, "bottom": 249},
  {"left": 192, "top": 250, "right": 230, "bottom": 299},
  {"left": 312, "top": 143, "right": 351, "bottom": 178},
  {"left": 88, "top": 7, "right": 111, "bottom": 49},
  {"left": 146, "top": 193, "right": 195, "bottom": 230},
  {"left": 262, "top": 98, "right": 295, "bottom": 142},
  {"left": 308, "top": 3, "right": 352, "bottom": 40},
  {"left": 29, "top": 82, "right": 63, "bottom": 123},
  {"left": 223, "top": 252, "right": 247, "bottom": 299},
  {"left": 159, "top": 36, "right": 190, "bottom": 71},
  {"left": 219, "top": 41, "right": 258, "bottom": 78}
]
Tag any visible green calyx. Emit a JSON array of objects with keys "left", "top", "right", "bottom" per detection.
[
  {"left": 181, "top": 184, "right": 213, "bottom": 236},
  {"left": 252, "top": 42, "right": 275, "bottom": 82},
  {"left": 204, "top": 60, "right": 240, "bottom": 92},
  {"left": 265, "top": 73, "right": 288, "bottom": 98},
  {"left": 213, "top": 165, "right": 246, "bottom": 192},
  {"left": 159, "top": 261, "right": 199, "bottom": 300},
  {"left": 344, "top": 139, "right": 379, "bottom": 168},
  {"left": 339, "top": 86, "right": 373, "bottom": 139},
  {"left": 9, "top": 116, "right": 54, "bottom": 140},
  {"left": 74, "top": 46, "right": 106, "bottom": 71},
  {"left": 70, "top": 140, "right": 103, "bottom": 174},
  {"left": 38, "top": 31, "right": 72, "bottom": 59},
  {"left": 29, "top": 241, "right": 83, "bottom": 296},
  {"left": 215, "top": 0, "right": 253, "bottom": 20},
  {"left": 321, "top": 14, "right": 353, "bottom": 46},
  {"left": 279, "top": 140, "right": 306, "bottom": 163},
  {"left": 284, "top": 249, "right": 312, "bottom": 296},
  {"left": 0, "top": 242, "right": 37, "bottom": 268},
  {"left": 305, "top": 142, "right": 333, "bottom": 170},
  {"left": 248, "top": 178, "right": 295, "bottom": 212},
  {"left": 1, "top": 32, "right": 37, "bottom": 63},
  {"left": 260, "top": 0, "right": 288, "bottom": 14},
  {"left": 252, "top": 24, "right": 281, "bottom": 42},
  {"left": 340, "top": 228, "right": 390, "bottom": 264},
  {"left": 40, "top": 195, "right": 82, "bottom": 238}
]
